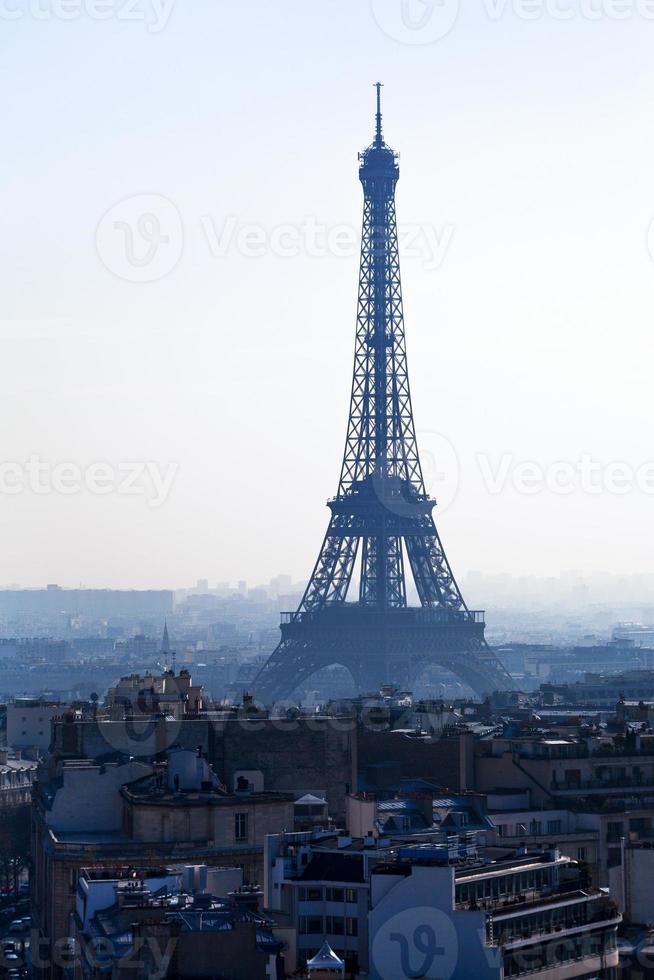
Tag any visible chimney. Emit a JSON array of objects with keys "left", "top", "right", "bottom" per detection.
[
  {"left": 154, "top": 713, "right": 168, "bottom": 759},
  {"left": 229, "top": 885, "right": 262, "bottom": 917}
]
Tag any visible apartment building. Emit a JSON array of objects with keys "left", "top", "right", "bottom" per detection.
[
  {"left": 265, "top": 829, "right": 621, "bottom": 979},
  {"left": 475, "top": 732, "right": 654, "bottom": 884},
  {"left": 31, "top": 747, "right": 294, "bottom": 967},
  {"left": 0, "top": 750, "right": 37, "bottom": 806},
  {"left": 368, "top": 838, "right": 621, "bottom": 980},
  {"left": 6, "top": 698, "right": 60, "bottom": 754},
  {"left": 265, "top": 830, "right": 405, "bottom": 974},
  {"left": 71, "top": 867, "right": 284, "bottom": 979}
]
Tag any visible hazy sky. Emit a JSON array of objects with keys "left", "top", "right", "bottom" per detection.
[{"left": 2, "top": 0, "right": 654, "bottom": 589}]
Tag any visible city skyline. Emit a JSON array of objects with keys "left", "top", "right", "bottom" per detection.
[{"left": 6, "top": 7, "right": 654, "bottom": 978}]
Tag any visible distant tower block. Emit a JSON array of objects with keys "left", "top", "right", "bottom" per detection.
[{"left": 255, "top": 87, "right": 513, "bottom": 702}]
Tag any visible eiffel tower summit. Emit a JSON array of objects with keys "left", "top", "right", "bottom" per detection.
[{"left": 255, "top": 86, "right": 513, "bottom": 703}]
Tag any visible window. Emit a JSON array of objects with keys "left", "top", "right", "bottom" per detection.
[
  {"left": 299, "top": 916, "right": 323, "bottom": 935},
  {"left": 530, "top": 820, "right": 542, "bottom": 835},
  {"left": 306, "top": 887, "right": 322, "bottom": 901},
  {"left": 346, "top": 917, "right": 358, "bottom": 936},
  {"left": 516, "top": 823, "right": 527, "bottom": 836},
  {"left": 326, "top": 887, "right": 344, "bottom": 903},
  {"left": 607, "top": 821, "right": 623, "bottom": 842},
  {"left": 577, "top": 847, "right": 586, "bottom": 861},
  {"left": 345, "top": 888, "right": 357, "bottom": 903},
  {"left": 547, "top": 820, "right": 562, "bottom": 835},
  {"left": 326, "top": 916, "right": 344, "bottom": 935},
  {"left": 234, "top": 812, "right": 248, "bottom": 842}
]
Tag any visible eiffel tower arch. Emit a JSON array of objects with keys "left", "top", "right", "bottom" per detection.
[{"left": 255, "top": 86, "right": 513, "bottom": 703}]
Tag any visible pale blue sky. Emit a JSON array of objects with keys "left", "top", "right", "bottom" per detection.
[{"left": 2, "top": 0, "right": 654, "bottom": 588}]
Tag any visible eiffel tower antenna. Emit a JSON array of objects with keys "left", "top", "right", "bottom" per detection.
[
  {"left": 374, "top": 81, "right": 383, "bottom": 145},
  {"left": 254, "top": 88, "right": 513, "bottom": 703}
]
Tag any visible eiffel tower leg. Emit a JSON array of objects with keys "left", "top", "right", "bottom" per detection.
[
  {"left": 300, "top": 518, "right": 359, "bottom": 611},
  {"left": 256, "top": 634, "right": 509, "bottom": 703},
  {"left": 254, "top": 640, "right": 322, "bottom": 704},
  {"left": 405, "top": 638, "right": 513, "bottom": 697},
  {"left": 254, "top": 638, "right": 369, "bottom": 704},
  {"left": 405, "top": 519, "right": 466, "bottom": 610}
]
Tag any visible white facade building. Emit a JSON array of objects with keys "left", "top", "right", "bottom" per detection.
[
  {"left": 368, "top": 839, "right": 621, "bottom": 980},
  {"left": 7, "top": 699, "right": 59, "bottom": 753},
  {"left": 608, "top": 840, "right": 654, "bottom": 926}
]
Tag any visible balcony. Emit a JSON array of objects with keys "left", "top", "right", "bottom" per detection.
[
  {"left": 457, "top": 882, "right": 595, "bottom": 916},
  {"left": 516, "top": 743, "right": 654, "bottom": 762},
  {"left": 490, "top": 893, "right": 620, "bottom": 946},
  {"left": 280, "top": 606, "right": 484, "bottom": 626},
  {"left": 551, "top": 775, "right": 654, "bottom": 794}
]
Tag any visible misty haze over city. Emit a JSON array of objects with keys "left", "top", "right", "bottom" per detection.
[{"left": 3, "top": 2, "right": 654, "bottom": 978}]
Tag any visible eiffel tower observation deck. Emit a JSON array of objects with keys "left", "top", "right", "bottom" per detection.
[{"left": 255, "top": 86, "right": 513, "bottom": 703}]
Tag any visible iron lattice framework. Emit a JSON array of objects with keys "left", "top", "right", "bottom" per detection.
[{"left": 255, "top": 86, "right": 513, "bottom": 702}]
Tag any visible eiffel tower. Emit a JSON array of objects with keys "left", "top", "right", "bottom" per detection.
[{"left": 255, "top": 86, "right": 512, "bottom": 703}]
